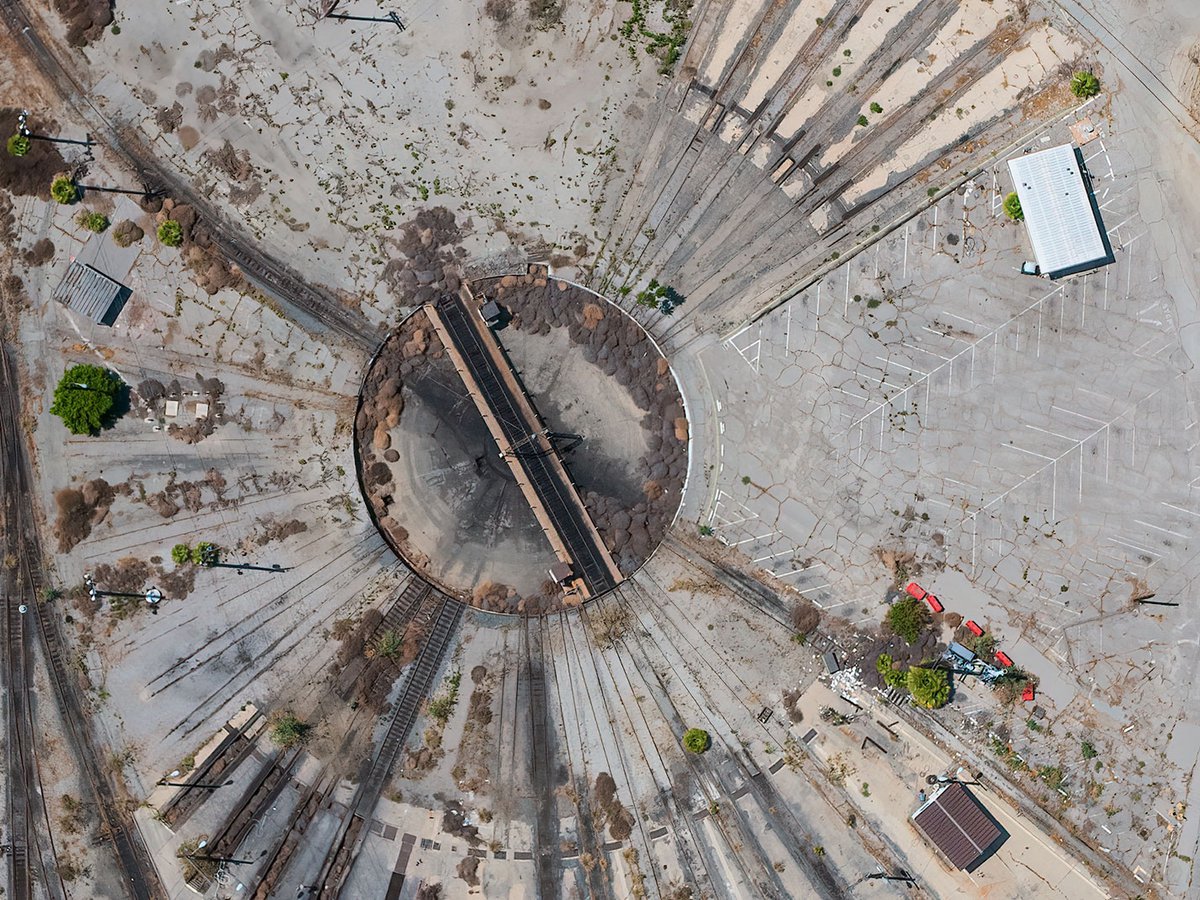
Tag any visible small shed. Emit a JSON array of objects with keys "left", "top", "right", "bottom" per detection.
[
  {"left": 1007, "top": 144, "right": 1114, "bottom": 280},
  {"left": 480, "top": 299, "right": 503, "bottom": 327},
  {"left": 911, "top": 782, "right": 1004, "bottom": 871},
  {"left": 53, "top": 261, "right": 131, "bottom": 325},
  {"left": 548, "top": 562, "right": 573, "bottom": 584}
]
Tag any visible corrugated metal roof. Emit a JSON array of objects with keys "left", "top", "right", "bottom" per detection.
[
  {"left": 911, "top": 782, "right": 1002, "bottom": 870},
  {"left": 52, "top": 261, "right": 127, "bottom": 325},
  {"left": 1007, "top": 144, "right": 1113, "bottom": 279}
]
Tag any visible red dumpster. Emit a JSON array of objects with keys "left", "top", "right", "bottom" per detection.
[
  {"left": 965, "top": 620, "right": 984, "bottom": 637},
  {"left": 995, "top": 651, "right": 1014, "bottom": 668},
  {"left": 1022, "top": 683, "right": 1036, "bottom": 702},
  {"left": 906, "top": 581, "right": 927, "bottom": 601},
  {"left": 925, "top": 593, "right": 944, "bottom": 613}
]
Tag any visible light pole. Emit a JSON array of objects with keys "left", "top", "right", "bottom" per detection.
[
  {"left": 158, "top": 770, "right": 234, "bottom": 790},
  {"left": 15, "top": 109, "right": 93, "bottom": 148},
  {"left": 323, "top": 1, "right": 405, "bottom": 29},
  {"left": 181, "top": 841, "right": 265, "bottom": 866}
]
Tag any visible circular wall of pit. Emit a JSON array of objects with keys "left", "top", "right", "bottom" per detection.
[{"left": 354, "top": 273, "right": 689, "bottom": 614}]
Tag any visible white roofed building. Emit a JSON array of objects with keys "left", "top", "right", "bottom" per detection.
[{"left": 1007, "top": 144, "right": 1114, "bottom": 279}]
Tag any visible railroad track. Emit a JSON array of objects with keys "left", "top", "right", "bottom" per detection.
[
  {"left": 0, "top": 343, "right": 163, "bottom": 899},
  {"left": 0, "top": 0, "right": 383, "bottom": 355},
  {"left": 248, "top": 584, "right": 462, "bottom": 899},
  {"left": 524, "top": 616, "right": 563, "bottom": 899}
]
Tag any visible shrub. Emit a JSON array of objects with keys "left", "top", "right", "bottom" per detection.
[
  {"left": 170, "top": 544, "right": 191, "bottom": 565},
  {"left": 374, "top": 629, "right": 403, "bottom": 660},
  {"left": 157, "top": 219, "right": 183, "bottom": 247},
  {"left": 907, "top": 666, "right": 951, "bottom": 708},
  {"left": 1081, "top": 739, "right": 1098, "bottom": 760},
  {"left": 50, "top": 364, "right": 122, "bottom": 435},
  {"left": 791, "top": 598, "right": 820, "bottom": 636},
  {"left": 856, "top": 115, "right": 869, "bottom": 127},
  {"left": 832, "top": 67, "right": 841, "bottom": 77},
  {"left": 7, "top": 133, "right": 30, "bottom": 157},
  {"left": 50, "top": 175, "right": 78, "bottom": 204},
  {"left": 1003, "top": 192, "right": 1024, "bottom": 221},
  {"left": 1070, "top": 70, "right": 1101, "bottom": 99},
  {"left": 885, "top": 597, "right": 927, "bottom": 644},
  {"left": 76, "top": 210, "right": 109, "bottom": 233},
  {"left": 683, "top": 728, "right": 710, "bottom": 753},
  {"left": 270, "top": 713, "right": 311, "bottom": 748},
  {"left": 869, "top": 101, "right": 883, "bottom": 114}
]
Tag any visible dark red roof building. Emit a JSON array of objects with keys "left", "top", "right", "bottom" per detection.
[{"left": 911, "top": 782, "right": 1004, "bottom": 871}]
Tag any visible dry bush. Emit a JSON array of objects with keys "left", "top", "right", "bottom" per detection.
[
  {"left": 111, "top": 220, "right": 144, "bottom": 248},
  {"left": 456, "top": 856, "right": 480, "bottom": 886},
  {"left": 791, "top": 598, "right": 820, "bottom": 635},
  {"left": 588, "top": 602, "right": 631, "bottom": 648},
  {"left": 53, "top": 479, "right": 114, "bottom": 551},
  {"left": 54, "top": 0, "right": 113, "bottom": 47},
  {"left": 23, "top": 238, "right": 55, "bottom": 266}
]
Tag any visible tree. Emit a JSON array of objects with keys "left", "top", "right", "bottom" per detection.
[
  {"left": 683, "top": 728, "right": 710, "bottom": 753},
  {"left": 49, "top": 364, "right": 122, "bottom": 435},
  {"left": 192, "top": 542, "right": 218, "bottom": 565},
  {"left": 1003, "top": 192, "right": 1024, "bottom": 221},
  {"left": 50, "top": 175, "right": 79, "bottom": 205},
  {"left": 76, "top": 211, "right": 109, "bottom": 233},
  {"left": 875, "top": 653, "right": 908, "bottom": 690},
  {"left": 869, "top": 101, "right": 883, "bottom": 114},
  {"left": 856, "top": 114, "right": 869, "bottom": 127},
  {"left": 885, "top": 597, "right": 928, "bottom": 644},
  {"left": 1070, "top": 70, "right": 1101, "bottom": 99},
  {"left": 7, "top": 133, "right": 30, "bottom": 157},
  {"left": 157, "top": 219, "right": 183, "bottom": 247},
  {"left": 907, "top": 666, "right": 951, "bottom": 708},
  {"left": 270, "top": 713, "right": 311, "bottom": 748},
  {"left": 170, "top": 544, "right": 192, "bottom": 565}
]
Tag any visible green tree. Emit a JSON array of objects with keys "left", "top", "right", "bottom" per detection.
[
  {"left": 7, "top": 133, "right": 30, "bottom": 157},
  {"left": 170, "top": 544, "right": 192, "bottom": 565},
  {"left": 270, "top": 713, "right": 311, "bottom": 748},
  {"left": 885, "top": 597, "right": 927, "bottom": 644},
  {"left": 683, "top": 728, "right": 710, "bottom": 753},
  {"left": 1003, "top": 192, "right": 1024, "bottom": 221},
  {"left": 875, "top": 653, "right": 908, "bottom": 690},
  {"left": 191, "top": 542, "right": 218, "bottom": 565},
  {"left": 50, "top": 175, "right": 78, "bottom": 205},
  {"left": 869, "top": 101, "right": 883, "bottom": 114},
  {"left": 1070, "top": 70, "right": 1101, "bottom": 99},
  {"left": 157, "top": 219, "right": 183, "bottom": 247},
  {"left": 76, "top": 211, "right": 109, "bottom": 233},
  {"left": 907, "top": 666, "right": 951, "bottom": 708},
  {"left": 856, "top": 114, "right": 869, "bottom": 127},
  {"left": 49, "top": 364, "right": 122, "bottom": 435}
]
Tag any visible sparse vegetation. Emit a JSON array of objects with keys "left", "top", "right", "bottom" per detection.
[
  {"left": 1081, "top": 739, "right": 1098, "bottom": 760},
  {"left": 50, "top": 364, "right": 122, "bottom": 435},
  {"left": 634, "top": 278, "right": 685, "bottom": 315},
  {"left": 1003, "top": 191, "right": 1024, "bottom": 221},
  {"left": 76, "top": 210, "right": 109, "bottom": 232},
  {"left": 683, "top": 727, "right": 710, "bottom": 753},
  {"left": 427, "top": 670, "right": 462, "bottom": 724},
  {"left": 1070, "top": 70, "right": 1101, "bottom": 99},
  {"left": 619, "top": 0, "right": 693, "bottom": 75},
  {"left": 270, "top": 712, "right": 311, "bottom": 748}
]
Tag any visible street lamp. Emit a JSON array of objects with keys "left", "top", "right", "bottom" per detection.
[{"left": 181, "top": 841, "right": 265, "bottom": 866}]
